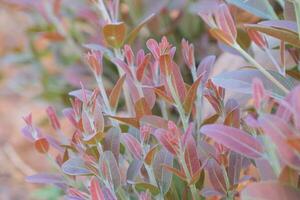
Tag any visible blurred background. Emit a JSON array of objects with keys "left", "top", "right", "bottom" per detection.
[{"left": 0, "top": 0, "right": 287, "bottom": 199}]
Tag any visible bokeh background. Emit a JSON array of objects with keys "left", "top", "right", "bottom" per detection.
[{"left": 0, "top": 0, "right": 286, "bottom": 199}]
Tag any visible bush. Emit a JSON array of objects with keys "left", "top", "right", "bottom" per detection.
[{"left": 22, "top": 1, "right": 300, "bottom": 199}]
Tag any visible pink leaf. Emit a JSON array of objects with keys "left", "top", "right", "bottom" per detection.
[
  {"left": 214, "top": 4, "right": 237, "bottom": 43},
  {"left": 200, "top": 124, "right": 264, "bottom": 159},
  {"left": 122, "top": 134, "right": 143, "bottom": 160},
  {"left": 206, "top": 159, "right": 226, "bottom": 195},
  {"left": 46, "top": 106, "right": 61, "bottom": 130},
  {"left": 90, "top": 177, "right": 105, "bottom": 200},
  {"left": 258, "top": 115, "right": 300, "bottom": 170},
  {"left": 252, "top": 78, "right": 266, "bottom": 110},
  {"left": 184, "top": 131, "right": 201, "bottom": 182},
  {"left": 153, "top": 128, "right": 179, "bottom": 155}
]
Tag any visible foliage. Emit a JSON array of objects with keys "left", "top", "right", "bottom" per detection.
[{"left": 21, "top": 0, "right": 300, "bottom": 200}]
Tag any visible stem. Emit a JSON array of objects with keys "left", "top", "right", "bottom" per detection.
[
  {"left": 178, "top": 152, "right": 199, "bottom": 200},
  {"left": 95, "top": 0, "right": 112, "bottom": 23},
  {"left": 233, "top": 43, "right": 289, "bottom": 94},
  {"left": 166, "top": 76, "right": 189, "bottom": 131}
]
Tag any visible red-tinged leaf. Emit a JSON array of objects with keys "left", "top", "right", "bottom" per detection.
[
  {"left": 184, "top": 133, "right": 201, "bottom": 184},
  {"left": 108, "top": 115, "right": 139, "bottom": 128},
  {"left": 224, "top": 99, "right": 240, "bottom": 128},
  {"left": 90, "top": 177, "right": 104, "bottom": 200},
  {"left": 279, "top": 166, "right": 299, "bottom": 187},
  {"left": 183, "top": 76, "right": 202, "bottom": 114},
  {"left": 146, "top": 39, "right": 160, "bottom": 60},
  {"left": 46, "top": 106, "right": 61, "bottom": 130},
  {"left": 144, "top": 145, "right": 159, "bottom": 165},
  {"left": 171, "top": 62, "right": 187, "bottom": 102},
  {"left": 103, "top": 22, "right": 126, "bottom": 48},
  {"left": 153, "top": 129, "right": 179, "bottom": 155},
  {"left": 109, "top": 75, "right": 126, "bottom": 109},
  {"left": 124, "top": 45, "right": 134, "bottom": 66},
  {"left": 34, "top": 138, "right": 49, "bottom": 154},
  {"left": 206, "top": 159, "right": 227, "bottom": 194},
  {"left": 125, "top": 13, "right": 155, "bottom": 44},
  {"left": 153, "top": 86, "right": 174, "bottom": 104},
  {"left": 245, "top": 22, "right": 300, "bottom": 48},
  {"left": 140, "top": 115, "right": 169, "bottom": 129},
  {"left": 163, "top": 164, "right": 186, "bottom": 181},
  {"left": 181, "top": 39, "right": 195, "bottom": 69},
  {"left": 122, "top": 133, "right": 143, "bottom": 160},
  {"left": 200, "top": 124, "right": 264, "bottom": 159},
  {"left": 214, "top": 4, "right": 237, "bottom": 42},
  {"left": 159, "top": 54, "right": 172, "bottom": 76},
  {"left": 134, "top": 97, "right": 152, "bottom": 120},
  {"left": 252, "top": 78, "right": 266, "bottom": 110},
  {"left": 26, "top": 173, "right": 64, "bottom": 185},
  {"left": 241, "top": 181, "right": 300, "bottom": 200},
  {"left": 136, "top": 54, "right": 151, "bottom": 81},
  {"left": 209, "top": 28, "right": 235, "bottom": 46},
  {"left": 85, "top": 50, "right": 103, "bottom": 76},
  {"left": 259, "top": 115, "right": 300, "bottom": 170},
  {"left": 247, "top": 29, "right": 267, "bottom": 48}
]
